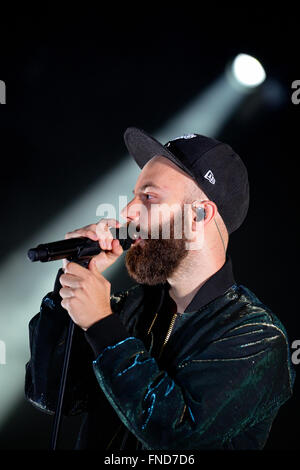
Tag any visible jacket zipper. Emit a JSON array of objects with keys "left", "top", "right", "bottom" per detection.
[
  {"left": 147, "top": 311, "right": 178, "bottom": 358},
  {"left": 158, "top": 312, "right": 177, "bottom": 358}
]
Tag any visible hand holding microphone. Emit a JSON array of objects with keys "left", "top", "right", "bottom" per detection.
[
  {"left": 27, "top": 219, "right": 133, "bottom": 330},
  {"left": 61, "top": 219, "right": 126, "bottom": 272},
  {"left": 28, "top": 219, "right": 133, "bottom": 270}
]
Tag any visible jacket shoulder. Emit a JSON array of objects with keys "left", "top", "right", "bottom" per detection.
[
  {"left": 234, "top": 284, "right": 288, "bottom": 332},
  {"left": 227, "top": 284, "right": 296, "bottom": 388},
  {"left": 110, "top": 283, "right": 145, "bottom": 315}
]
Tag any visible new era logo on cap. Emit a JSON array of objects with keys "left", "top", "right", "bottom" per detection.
[{"left": 204, "top": 170, "right": 215, "bottom": 185}]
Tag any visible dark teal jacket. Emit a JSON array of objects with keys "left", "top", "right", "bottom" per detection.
[{"left": 25, "top": 262, "right": 295, "bottom": 450}]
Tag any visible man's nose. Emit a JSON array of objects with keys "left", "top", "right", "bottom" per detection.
[{"left": 121, "top": 199, "right": 141, "bottom": 222}]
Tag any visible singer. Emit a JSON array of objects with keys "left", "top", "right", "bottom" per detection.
[{"left": 25, "top": 128, "right": 295, "bottom": 450}]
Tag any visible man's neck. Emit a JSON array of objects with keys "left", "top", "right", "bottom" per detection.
[{"left": 167, "top": 254, "right": 226, "bottom": 314}]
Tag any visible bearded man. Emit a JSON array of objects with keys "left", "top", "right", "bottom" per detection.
[{"left": 25, "top": 128, "right": 295, "bottom": 450}]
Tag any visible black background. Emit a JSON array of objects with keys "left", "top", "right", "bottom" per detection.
[{"left": 0, "top": 6, "right": 299, "bottom": 451}]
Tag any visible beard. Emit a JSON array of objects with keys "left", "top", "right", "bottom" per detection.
[{"left": 125, "top": 211, "right": 188, "bottom": 285}]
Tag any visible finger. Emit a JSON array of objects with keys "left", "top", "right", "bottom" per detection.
[
  {"left": 65, "top": 261, "right": 89, "bottom": 277},
  {"left": 99, "top": 235, "right": 113, "bottom": 251},
  {"left": 97, "top": 218, "right": 120, "bottom": 230},
  {"left": 96, "top": 219, "right": 120, "bottom": 241},
  {"left": 92, "top": 240, "right": 123, "bottom": 273},
  {"left": 102, "top": 239, "right": 123, "bottom": 257},
  {"left": 99, "top": 239, "right": 122, "bottom": 258},
  {"left": 98, "top": 220, "right": 124, "bottom": 251},
  {"left": 65, "top": 231, "right": 98, "bottom": 241},
  {"left": 82, "top": 223, "right": 97, "bottom": 231},
  {"left": 65, "top": 227, "right": 98, "bottom": 241},
  {"left": 89, "top": 256, "right": 112, "bottom": 277},
  {"left": 91, "top": 252, "right": 112, "bottom": 273},
  {"left": 110, "top": 238, "right": 123, "bottom": 256},
  {"left": 62, "top": 258, "right": 69, "bottom": 270},
  {"left": 59, "top": 287, "right": 74, "bottom": 299},
  {"left": 65, "top": 230, "right": 84, "bottom": 240},
  {"left": 59, "top": 273, "right": 82, "bottom": 288},
  {"left": 61, "top": 297, "right": 72, "bottom": 311}
]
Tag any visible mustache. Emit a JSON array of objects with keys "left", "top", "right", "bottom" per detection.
[
  {"left": 130, "top": 227, "right": 171, "bottom": 241},
  {"left": 129, "top": 222, "right": 183, "bottom": 241},
  {"left": 129, "top": 224, "right": 150, "bottom": 240},
  {"left": 128, "top": 218, "right": 183, "bottom": 241}
]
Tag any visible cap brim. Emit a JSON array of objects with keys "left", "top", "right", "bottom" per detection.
[{"left": 124, "top": 127, "right": 194, "bottom": 177}]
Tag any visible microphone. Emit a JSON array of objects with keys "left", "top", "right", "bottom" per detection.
[{"left": 27, "top": 227, "right": 133, "bottom": 263}]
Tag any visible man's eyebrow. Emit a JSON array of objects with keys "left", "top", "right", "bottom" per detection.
[{"left": 132, "top": 183, "right": 162, "bottom": 194}]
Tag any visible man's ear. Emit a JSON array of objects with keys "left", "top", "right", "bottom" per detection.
[
  {"left": 191, "top": 201, "right": 206, "bottom": 223},
  {"left": 195, "top": 206, "right": 205, "bottom": 222},
  {"left": 191, "top": 200, "right": 217, "bottom": 226},
  {"left": 184, "top": 201, "right": 206, "bottom": 251}
]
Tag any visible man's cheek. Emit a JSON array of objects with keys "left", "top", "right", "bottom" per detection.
[
  {"left": 149, "top": 207, "right": 172, "bottom": 239},
  {"left": 127, "top": 203, "right": 149, "bottom": 238}
]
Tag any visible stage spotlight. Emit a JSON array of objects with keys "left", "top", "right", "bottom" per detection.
[{"left": 231, "top": 53, "right": 266, "bottom": 88}]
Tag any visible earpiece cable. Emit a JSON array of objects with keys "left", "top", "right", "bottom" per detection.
[{"left": 214, "top": 219, "right": 226, "bottom": 255}]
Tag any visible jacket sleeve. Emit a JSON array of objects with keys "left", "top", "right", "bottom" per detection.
[
  {"left": 24, "top": 269, "right": 129, "bottom": 416},
  {"left": 85, "top": 320, "right": 294, "bottom": 450}
]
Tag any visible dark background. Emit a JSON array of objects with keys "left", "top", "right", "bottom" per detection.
[{"left": 0, "top": 7, "right": 298, "bottom": 451}]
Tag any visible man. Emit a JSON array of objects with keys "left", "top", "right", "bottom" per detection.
[{"left": 25, "top": 128, "right": 295, "bottom": 450}]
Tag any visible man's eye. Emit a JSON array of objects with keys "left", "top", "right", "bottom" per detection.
[{"left": 144, "top": 194, "right": 154, "bottom": 200}]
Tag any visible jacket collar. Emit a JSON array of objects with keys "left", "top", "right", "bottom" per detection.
[{"left": 162, "top": 256, "right": 235, "bottom": 314}]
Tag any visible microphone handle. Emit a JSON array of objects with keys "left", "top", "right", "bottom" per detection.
[
  {"left": 39, "top": 237, "right": 100, "bottom": 262},
  {"left": 27, "top": 227, "right": 133, "bottom": 263}
]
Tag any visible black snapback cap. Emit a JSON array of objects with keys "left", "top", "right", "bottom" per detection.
[{"left": 124, "top": 127, "right": 250, "bottom": 235}]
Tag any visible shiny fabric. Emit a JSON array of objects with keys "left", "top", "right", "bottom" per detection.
[{"left": 25, "top": 278, "right": 295, "bottom": 450}]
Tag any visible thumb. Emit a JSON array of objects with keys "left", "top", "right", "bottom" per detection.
[{"left": 88, "top": 257, "right": 102, "bottom": 277}]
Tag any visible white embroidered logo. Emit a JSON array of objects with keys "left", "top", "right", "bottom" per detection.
[
  {"left": 166, "top": 134, "right": 197, "bottom": 148},
  {"left": 174, "top": 133, "right": 197, "bottom": 140},
  {"left": 204, "top": 170, "right": 216, "bottom": 185}
]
